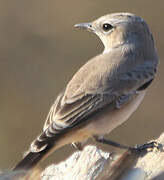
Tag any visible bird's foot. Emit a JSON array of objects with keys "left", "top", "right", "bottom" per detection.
[
  {"left": 129, "top": 141, "right": 161, "bottom": 154},
  {"left": 71, "top": 142, "right": 83, "bottom": 151}
]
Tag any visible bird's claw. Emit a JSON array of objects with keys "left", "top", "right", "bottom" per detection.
[{"left": 130, "top": 141, "right": 160, "bottom": 153}]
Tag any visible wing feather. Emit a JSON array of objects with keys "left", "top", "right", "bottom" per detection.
[{"left": 31, "top": 58, "right": 157, "bottom": 152}]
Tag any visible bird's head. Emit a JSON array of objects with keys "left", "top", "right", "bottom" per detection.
[{"left": 74, "top": 13, "right": 154, "bottom": 54}]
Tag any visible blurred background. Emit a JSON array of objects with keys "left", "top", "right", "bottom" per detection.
[{"left": 0, "top": 0, "right": 163, "bottom": 170}]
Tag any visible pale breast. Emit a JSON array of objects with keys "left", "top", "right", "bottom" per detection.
[{"left": 82, "top": 90, "right": 146, "bottom": 136}]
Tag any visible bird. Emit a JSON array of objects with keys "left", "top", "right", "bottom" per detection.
[{"left": 13, "top": 12, "right": 159, "bottom": 172}]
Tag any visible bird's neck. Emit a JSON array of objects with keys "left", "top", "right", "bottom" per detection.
[{"left": 102, "top": 41, "right": 134, "bottom": 54}]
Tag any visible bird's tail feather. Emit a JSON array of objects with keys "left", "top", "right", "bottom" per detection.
[{"left": 13, "top": 145, "right": 52, "bottom": 172}]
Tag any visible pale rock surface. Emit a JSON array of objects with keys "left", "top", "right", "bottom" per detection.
[{"left": 41, "top": 133, "right": 164, "bottom": 180}]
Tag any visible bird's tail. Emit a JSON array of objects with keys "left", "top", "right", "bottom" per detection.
[{"left": 13, "top": 144, "right": 52, "bottom": 172}]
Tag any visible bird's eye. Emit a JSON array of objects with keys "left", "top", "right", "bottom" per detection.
[{"left": 102, "top": 23, "right": 113, "bottom": 32}]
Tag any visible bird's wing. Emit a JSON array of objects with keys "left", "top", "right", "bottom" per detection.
[
  {"left": 31, "top": 54, "right": 157, "bottom": 152},
  {"left": 45, "top": 60, "right": 157, "bottom": 126}
]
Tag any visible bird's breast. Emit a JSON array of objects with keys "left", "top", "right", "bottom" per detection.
[{"left": 83, "top": 90, "right": 146, "bottom": 136}]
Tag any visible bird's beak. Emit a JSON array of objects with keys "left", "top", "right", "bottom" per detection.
[{"left": 74, "top": 22, "right": 94, "bottom": 32}]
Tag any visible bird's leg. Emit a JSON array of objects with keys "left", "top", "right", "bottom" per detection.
[
  {"left": 94, "top": 136, "right": 160, "bottom": 153},
  {"left": 95, "top": 137, "right": 132, "bottom": 150}
]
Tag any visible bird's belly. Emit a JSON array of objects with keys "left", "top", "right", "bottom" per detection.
[{"left": 84, "top": 91, "right": 146, "bottom": 136}]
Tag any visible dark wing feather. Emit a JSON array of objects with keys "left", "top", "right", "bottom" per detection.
[{"left": 31, "top": 93, "right": 117, "bottom": 152}]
